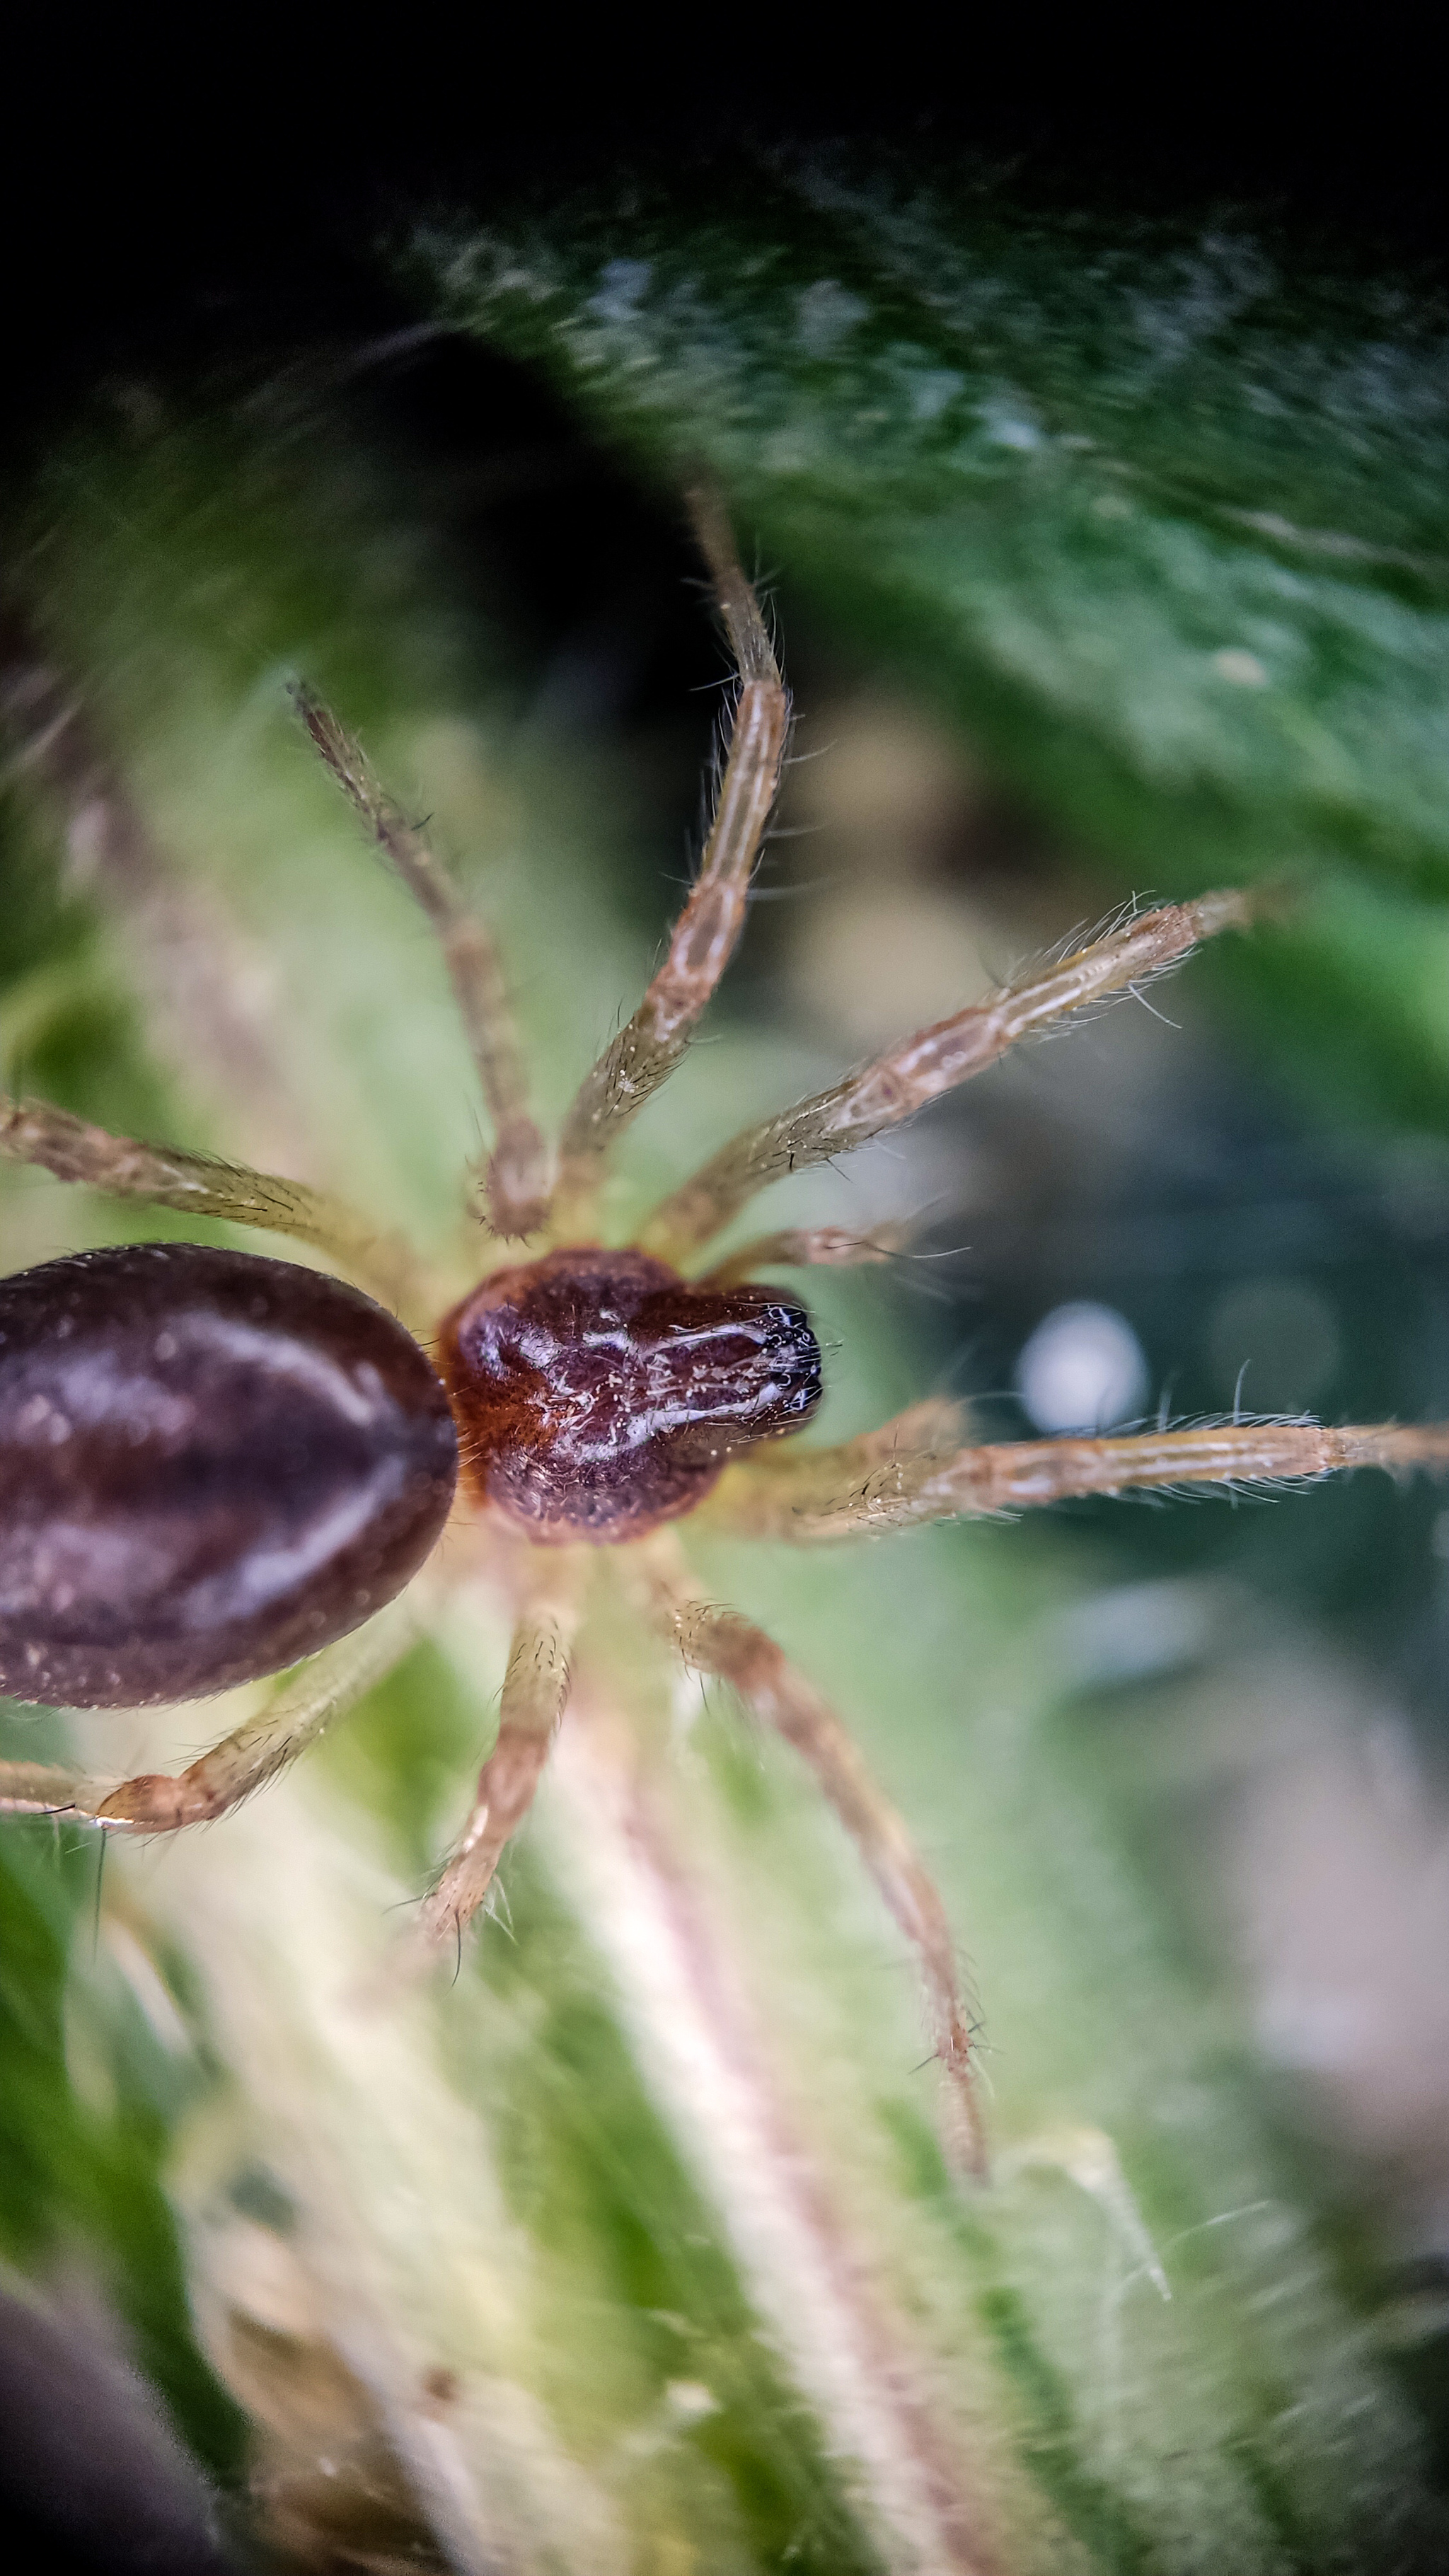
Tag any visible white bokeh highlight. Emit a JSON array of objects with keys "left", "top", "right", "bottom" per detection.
[{"left": 1015, "top": 1301, "right": 1150, "bottom": 1434}]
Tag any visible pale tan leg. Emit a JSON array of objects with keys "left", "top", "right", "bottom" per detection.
[
  {"left": 637, "top": 889, "right": 1259, "bottom": 1266},
  {"left": 0, "top": 1092, "right": 430, "bottom": 1323},
  {"left": 548, "top": 488, "right": 790, "bottom": 1239},
  {"left": 692, "top": 1221, "right": 908, "bottom": 1288},
  {"left": 0, "top": 1608, "right": 416, "bottom": 1830},
  {"left": 412, "top": 1554, "right": 586, "bottom": 1958},
  {"left": 293, "top": 686, "right": 549, "bottom": 1240},
  {"left": 626, "top": 1532, "right": 986, "bottom": 2176},
  {"left": 703, "top": 1412, "right": 1449, "bottom": 1542}
]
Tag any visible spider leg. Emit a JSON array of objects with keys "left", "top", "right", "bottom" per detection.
[
  {"left": 293, "top": 686, "right": 549, "bottom": 1241},
  {"left": 411, "top": 1553, "right": 585, "bottom": 1958},
  {"left": 0, "top": 1607, "right": 417, "bottom": 1830},
  {"left": 637, "top": 889, "right": 1259, "bottom": 1266},
  {"left": 548, "top": 488, "right": 790, "bottom": 1240},
  {"left": 703, "top": 1412, "right": 1449, "bottom": 1540},
  {"left": 626, "top": 1531, "right": 986, "bottom": 2176},
  {"left": 691, "top": 1221, "right": 909, "bottom": 1288},
  {"left": 0, "top": 1093, "right": 432, "bottom": 1322}
]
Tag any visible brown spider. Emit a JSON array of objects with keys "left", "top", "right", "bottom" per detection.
[{"left": 4, "top": 488, "right": 1448, "bottom": 2178}]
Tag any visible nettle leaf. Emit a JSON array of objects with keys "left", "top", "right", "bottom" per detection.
[{"left": 409, "top": 156, "right": 1449, "bottom": 1125}]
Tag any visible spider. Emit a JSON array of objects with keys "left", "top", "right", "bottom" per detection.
[{"left": 3, "top": 487, "right": 1448, "bottom": 2178}]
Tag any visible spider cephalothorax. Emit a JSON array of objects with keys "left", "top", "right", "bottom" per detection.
[
  {"left": 439, "top": 1247, "right": 821, "bottom": 1540},
  {"left": 3, "top": 486, "right": 1448, "bottom": 2173}
]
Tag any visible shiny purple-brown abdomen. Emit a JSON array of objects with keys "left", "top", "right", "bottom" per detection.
[
  {"left": 439, "top": 1247, "right": 821, "bottom": 1541},
  {"left": 0, "top": 1244, "right": 458, "bottom": 1709}
]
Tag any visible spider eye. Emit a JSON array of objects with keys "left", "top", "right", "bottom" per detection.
[{"left": 439, "top": 1247, "right": 821, "bottom": 1542}]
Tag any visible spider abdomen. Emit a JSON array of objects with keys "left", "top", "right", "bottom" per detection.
[
  {"left": 438, "top": 1247, "right": 821, "bottom": 1542},
  {"left": 0, "top": 1244, "right": 458, "bottom": 1709}
]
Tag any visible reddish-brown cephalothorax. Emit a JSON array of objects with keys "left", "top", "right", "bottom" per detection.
[{"left": 437, "top": 1247, "right": 821, "bottom": 1542}]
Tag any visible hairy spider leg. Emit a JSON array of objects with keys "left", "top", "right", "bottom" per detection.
[
  {"left": 0, "top": 1093, "right": 433, "bottom": 1326},
  {"left": 293, "top": 684, "right": 549, "bottom": 1241},
  {"left": 546, "top": 487, "right": 791, "bottom": 1242},
  {"left": 0, "top": 1606, "right": 417, "bottom": 1830},
  {"left": 693, "top": 1223, "right": 911, "bottom": 1288},
  {"left": 704, "top": 1415, "right": 1449, "bottom": 1540},
  {"left": 637, "top": 890, "right": 1259, "bottom": 1267},
  {"left": 627, "top": 1530, "right": 986, "bottom": 2178},
  {"left": 412, "top": 1553, "right": 585, "bottom": 1956}
]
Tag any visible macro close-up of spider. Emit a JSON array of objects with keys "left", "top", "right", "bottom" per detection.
[
  {"left": 4, "top": 478, "right": 1448, "bottom": 2221},
  {"left": 7, "top": 42, "right": 1449, "bottom": 2556}
]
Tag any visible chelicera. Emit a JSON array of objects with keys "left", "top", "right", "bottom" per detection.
[{"left": 4, "top": 489, "right": 1448, "bottom": 2173}]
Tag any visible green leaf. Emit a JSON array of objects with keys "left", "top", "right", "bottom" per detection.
[{"left": 408, "top": 157, "right": 1449, "bottom": 1126}]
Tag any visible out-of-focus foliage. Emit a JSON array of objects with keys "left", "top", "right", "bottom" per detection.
[{"left": 410, "top": 154, "right": 1449, "bottom": 1127}]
